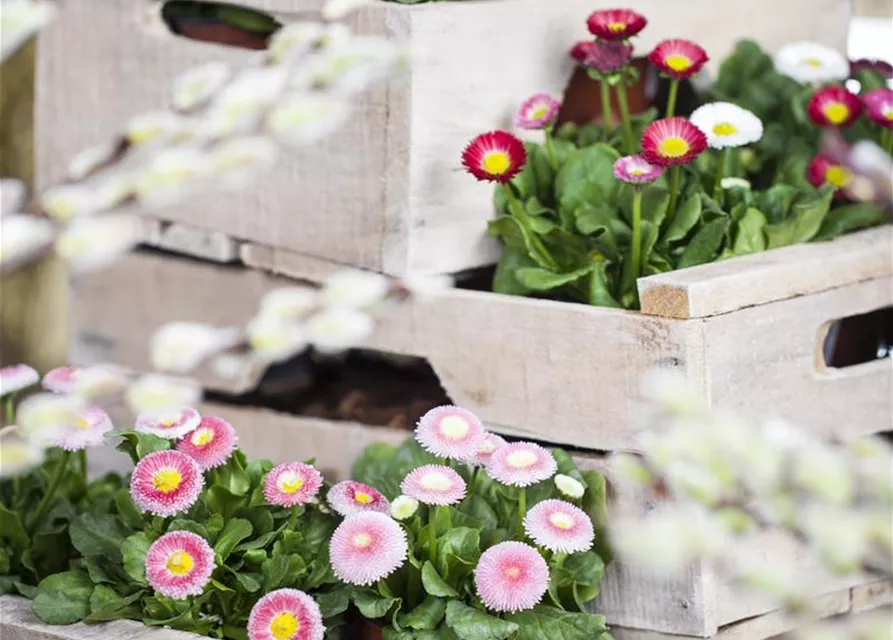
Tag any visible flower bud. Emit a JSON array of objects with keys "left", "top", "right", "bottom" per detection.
[
  {"left": 390, "top": 495, "right": 419, "bottom": 521},
  {"left": 554, "top": 473, "right": 585, "bottom": 499}
]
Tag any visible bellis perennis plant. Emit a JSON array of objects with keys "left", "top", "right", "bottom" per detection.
[{"left": 344, "top": 404, "right": 611, "bottom": 640}]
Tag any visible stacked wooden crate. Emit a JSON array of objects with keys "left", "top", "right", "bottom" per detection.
[{"left": 38, "top": 0, "right": 893, "bottom": 638}]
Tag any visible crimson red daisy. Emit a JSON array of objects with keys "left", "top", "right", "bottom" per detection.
[
  {"left": 461, "top": 131, "right": 527, "bottom": 184},
  {"left": 649, "top": 39, "right": 709, "bottom": 79},
  {"left": 586, "top": 9, "right": 647, "bottom": 41},
  {"left": 807, "top": 153, "right": 852, "bottom": 199},
  {"left": 641, "top": 117, "right": 707, "bottom": 167},
  {"left": 807, "top": 86, "right": 863, "bottom": 128}
]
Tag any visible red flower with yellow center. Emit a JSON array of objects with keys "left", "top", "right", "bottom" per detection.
[
  {"left": 462, "top": 131, "right": 527, "bottom": 184},
  {"left": 807, "top": 153, "right": 853, "bottom": 198},
  {"left": 649, "top": 39, "right": 709, "bottom": 79},
  {"left": 586, "top": 9, "right": 647, "bottom": 41},
  {"left": 641, "top": 117, "right": 708, "bottom": 167},
  {"left": 807, "top": 86, "right": 863, "bottom": 128}
]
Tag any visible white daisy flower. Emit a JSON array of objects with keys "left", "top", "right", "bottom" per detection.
[
  {"left": 55, "top": 215, "right": 142, "bottom": 272},
  {"left": 321, "top": 270, "right": 390, "bottom": 309},
  {"left": 0, "top": 178, "right": 26, "bottom": 216},
  {"left": 266, "top": 93, "right": 351, "bottom": 146},
  {"left": 209, "top": 136, "right": 279, "bottom": 191},
  {"left": 126, "top": 373, "right": 202, "bottom": 415},
  {"left": 690, "top": 102, "right": 763, "bottom": 149},
  {"left": 41, "top": 184, "right": 100, "bottom": 221},
  {"left": 246, "top": 316, "right": 308, "bottom": 363},
  {"left": 0, "top": 214, "right": 55, "bottom": 271},
  {"left": 304, "top": 308, "right": 374, "bottom": 354},
  {"left": 151, "top": 323, "right": 242, "bottom": 373},
  {"left": 773, "top": 42, "right": 849, "bottom": 84},
  {"left": 172, "top": 61, "right": 232, "bottom": 112}
]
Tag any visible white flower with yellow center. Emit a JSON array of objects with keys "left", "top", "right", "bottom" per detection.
[
  {"left": 126, "top": 111, "right": 188, "bottom": 147},
  {"left": 246, "top": 316, "right": 308, "bottom": 363},
  {"left": 773, "top": 42, "right": 849, "bottom": 84},
  {"left": 690, "top": 102, "right": 763, "bottom": 149},
  {"left": 151, "top": 322, "right": 242, "bottom": 373},
  {"left": 135, "top": 148, "right": 210, "bottom": 209},
  {"left": 267, "top": 92, "right": 351, "bottom": 146},
  {"left": 40, "top": 184, "right": 100, "bottom": 222},
  {"left": 16, "top": 392, "right": 88, "bottom": 447},
  {"left": 56, "top": 214, "right": 142, "bottom": 272},
  {"left": 304, "top": 308, "right": 374, "bottom": 354},
  {"left": 126, "top": 373, "right": 202, "bottom": 415}
]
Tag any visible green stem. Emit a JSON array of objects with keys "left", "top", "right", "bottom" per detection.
[
  {"left": 631, "top": 188, "right": 643, "bottom": 281},
  {"left": 883, "top": 128, "right": 893, "bottom": 156},
  {"left": 667, "top": 165, "right": 682, "bottom": 219},
  {"left": 599, "top": 80, "right": 614, "bottom": 129},
  {"left": 78, "top": 450, "right": 88, "bottom": 483},
  {"left": 29, "top": 450, "right": 72, "bottom": 534},
  {"left": 503, "top": 184, "right": 559, "bottom": 271},
  {"left": 288, "top": 506, "right": 300, "bottom": 530},
  {"left": 407, "top": 561, "right": 422, "bottom": 609},
  {"left": 552, "top": 552, "right": 567, "bottom": 571},
  {"left": 713, "top": 147, "right": 730, "bottom": 206},
  {"left": 615, "top": 83, "right": 636, "bottom": 155},
  {"left": 517, "top": 488, "right": 527, "bottom": 538},
  {"left": 469, "top": 466, "right": 480, "bottom": 498},
  {"left": 4, "top": 396, "right": 13, "bottom": 425},
  {"left": 666, "top": 79, "right": 679, "bottom": 118},
  {"left": 544, "top": 126, "right": 558, "bottom": 170}
]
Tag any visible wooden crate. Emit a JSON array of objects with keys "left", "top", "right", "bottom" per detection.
[
  {"left": 84, "top": 401, "right": 889, "bottom": 638},
  {"left": 72, "top": 225, "right": 893, "bottom": 453},
  {"left": 36, "top": 0, "right": 850, "bottom": 276}
]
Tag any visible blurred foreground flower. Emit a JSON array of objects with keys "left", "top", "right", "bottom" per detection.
[
  {"left": 16, "top": 392, "right": 88, "bottom": 447},
  {"left": 0, "top": 436, "right": 45, "bottom": 478},
  {"left": 126, "top": 374, "right": 203, "bottom": 415},
  {"left": 0, "top": 0, "right": 57, "bottom": 63}
]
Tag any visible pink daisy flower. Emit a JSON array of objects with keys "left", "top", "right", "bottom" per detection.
[
  {"left": 486, "top": 442, "right": 557, "bottom": 488},
  {"left": 475, "top": 541, "right": 549, "bottom": 613},
  {"left": 850, "top": 58, "right": 893, "bottom": 80},
  {"left": 42, "top": 364, "right": 130, "bottom": 398},
  {"left": 0, "top": 364, "right": 39, "bottom": 397},
  {"left": 472, "top": 432, "right": 508, "bottom": 466},
  {"left": 135, "top": 407, "right": 201, "bottom": 440},
  {"left": 641, "top": 117, "right": 708, "bottom": 167},
  {"left": 523, "top": 499, "right": 595, "bottom": 554},
  {"left": 649, "top": 39, "right": 709, "bottom": 80},
  {"left": 42, "top": 366, "right": 81, "bottom": 393},
  {"left": 807, "top": 153, "right": 853, "bottom": 199},
  {"left": 586, "top": 8, "right": 647, "bottom": 41},
  {"left": 327, "top": 480, "right": 390, "bottom": 517},
  {"left": 248, "top": 589, "right": 325, "bottom": 640},
  {"left": 264, "top": 462, "right": 323, "bottom": 508},
  {"left": 53, "top": 406, "right": 112, "bottom": 451},
  {"left": 461, "top": 131, "right": 527, "bottom": 184},
  {"left": 401, "top": 464, "right": 466, "bottom": 506},
  {"left": 571, "top": 39, "right": 634, "bottom": 74},
  {"left": 131, "top": 450, "right": 204, "bottom": 517},
  {"left": 176, "top": 415, "right": 238, "bottom": 470},
  {"left": 807, "top": 85, "right": 863, "bottom": 128},
  {"left": 329, "top": 512, "right": 408, "bottom": 586},
  {"left": 613, "top": 155, "right": 663, "bottom": 184},
  {"left": 514, "top": 93, "right": 560, "bottom": 130},
  {"left": 145, "top": 531, "right": 215, "bottom": 599},
  {"left": 863, "top": 88, "right": 893, "bottom": 128},
  {"left": 415, "top": 405, "right": 485, "bottom": 461}
]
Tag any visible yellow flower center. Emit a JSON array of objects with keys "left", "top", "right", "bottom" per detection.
[
  {"left": 354, "top": 491, "right": 373, "bottom": 505},
  {"left": 657, "top": 136, "right": 690, "bottom": 158},
  {"left": 607, "top": 21, "right": 626, "bottom": 33},
  {"left": 504, "top": 565, "right": 522, "bottom": 580},
  {"left": 420, "top": 471, "right": 453, "bottom": 492},
  {"left": 531, "top": 105, "right": 550, "bottom": 120},
  {"left": 629, "top": 168, "right": 646, "bottom": 176},
  {"left": 482, "top": 151, "right": 511, "bottom": 176},
  {"left": 825, "top": 165, "right": 851, "bottom": 188},
  {"left": 165, "top": 551, "right": 194, "bottom": 576},
  {"left": 279, "top": 474, "right": 304, "bottom": 494},
  {"left": 823, "top": 103, "right": 850, "bottom": 125},
  {"left": 270, "top": 612, "right": 299, "bottom": 640},
  {"left": 478, "top": 441, "right": 496, "bottom": 455},
  {"left": 152, "top": 468, "right": 183, "bottom": 493},
  {"left": 439, "top": 415, "right": 470, "bottom": 441},
  {"left": 713, "top": 122, "right": 737, "bottom": 136},
  {"left": 506, "top": 450, "right": 537, "bottom": 469},
  {"left": 75, "top": 417, "right": 91, "bottom": 430},
  {"left": 352, "top": 532, "right": 373, "bottom": 550},
  {"left": 665, "top": 54, "right": 692, "bottom": 72},
  {"left": 549, "top": 512, "right": 575, "bottom": 530},
  {"left": 190, "top": 427, "right": 215, "bottom": 447},
  {"left": 803, "top": 57, "right": 823, "bottom": 68}
]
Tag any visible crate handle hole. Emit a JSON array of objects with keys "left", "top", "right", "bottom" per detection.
[
  {"left": 819, "top": 306, "right": 893, "bottom": 371},
  {"left": 157, "top": 0, "right": 282, "bottom": 50}
]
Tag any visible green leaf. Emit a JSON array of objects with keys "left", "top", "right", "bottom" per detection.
[
  {"left": 813, "top": 203, "right": 885, "bottom": 241},
  {"left": 445, "top": 600, "right": 518, "bottom": 640},
  {"left": 492, "top": 248, "right": 535, "bottom": 296},
  {"left": 732, "top": 207, "right": 767, "bottom": 255},
  {"left": 215, "top": 518, "right": 253, "bottom": 562},
  {"left": 69, "top": 513, "right": 127, "bottom": 562},
  {"left": 353, "top": 588, "right": 400, "bottom": 619},
  {"left": 400, "top": 596, "right": 447, "bottom": 631},
  {"left": 86, "top": 585, "right": 143, "bottom": 622},
  {"left": 587, "top": 261, "right": 621, "bottom": 308},
  {"left": 122, "top": 532, "right": 154, "bottom": 584},
  {"left": 662, "top": 193, "right": 702, "bottom": 246},
  {"left": 261, "top": 555, "right": 290, "bottom": 590},
  {"left": 515, "top": 266, "right": 594, "bottom": 291},
  {"left": 316, "top": 589, "right": 351, "bottom": 617},
  {"left": 0, "top": 504, "right": 29, "bottom": 548},
  {"left": 765, "top": 187, "right": 833, "bottom": 249},
  {"left": 114, "top": 488, "right": 144, "bottom": 529},
  {"left": 421, "top": 561, "right": 458, "bottom": 597},
  {"left": 32, "top": 571, "right": 93, "bottom": 624},
  {"left": 436, "top": 527, "right": 481, "bottom": 578},
  {"left": 507, "top": 606, "right": 608, "bottom": 640},
  {"left": 235, "top": 572, "right": 263, "bottom": 592},
  {"left": 677, "top": 217, "right": 730, "bottom": 269},
  {"left": 555, "top": 143, "right": 621, "bottom": 214},
  {"left": 621, "top": 184, "right": 670, "bottom": 227}
]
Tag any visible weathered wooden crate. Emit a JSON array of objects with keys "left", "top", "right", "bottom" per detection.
[
  {"left": 37, "top": 0, "right": 851, "bottom": 276},
  {"left": 82, "top": 400, "right": 891, "bottom": 638},
  {"left": 72, "top": 225, "right": 893, "bottom": 453}
]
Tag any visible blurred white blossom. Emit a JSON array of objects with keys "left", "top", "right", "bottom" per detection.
[
  {"left": 40, "top": 184, "right": 99, "bottom": 221},
  {"left": 322, "top": 0, "right": 370, "bottom": 21},
  {"left": 399, "top": 273, "right": 453, "bottom": 301},
  {"left": 16, "top": 392, "right": 87, "bottom": 447},
  {"left": 126, "top": 373, "right": 202, "bottom": 414},
  {"left": 267, "top": 93, "right": 351, "bottom": 145},
  {"left": 0, "top": 214, "right": 55, "bottom": 271},
  {"left": 151, "top": 323, "right": 242, "bottom": 373},
  {"left": 304, "top": 307, "right": 374, "bottom": 353},
  {"left": 321, "top": 270, "right": 390, "bottom": 309},
  {"left": 246, "top": 316, "right": 308, "bottom": 363},
  {"left": 258, "top": 286, "right": 319, "bottom": 322},
  {"left": 125, "top": 111, "right": 189, "bottom": 147},
  {"left": 0, "top": 178, "right": 26, "bottom": 216},
  {"left": 554, "top": 474, "right": 586, "bottom": 499},
  {"left": 0, "top": 0, "right": 57, "bottom": 64},
  {"left": 172, "top": 61, "right": 232, "bottom": 112},
  {"left": 0, "top": 436, "right": 45, "bottom": 478},
  {"left": 135, "top": 148, "right": 211, "bottom": 209},
  {"left": 56, "top": 215, "right": 142, "bottom": 272},
  {"left": 267, "top": 22, "right": 349, "bottom": 66},
  {"left": 390, "top": 495, "right": 420, "bottom": 521},
  {"left": 209, "top": 136, "right": 279, "bottom": 190},
  {"left": 67, "top": 142, "right": 119, "bottom": 181}
]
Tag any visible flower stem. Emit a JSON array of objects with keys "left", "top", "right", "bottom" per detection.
[
  {"left": 517, "top": 487, "right": 527, "bottom": 538},
  {"left": 78, "top": 449, "right": 88, "bottom": 484},
  {"left": 469, "top": 466, "right": 480, "bottom": 498},
  {"left": 29, "top": 450, "right": 71, "bottom": 534},
  {"left": 667, "top": 165, "right": 682, "bottom": 219},
  {"left": 4, "top": 396, "right": 13, "bottom": 425},
  {"left": 883, "top": 128, "right": 893, "bottom": 155},
  {"left": 713, "top": 147, "right": 730, "bottom": 206},
  {"left": 288, "top": 505, "right": 300, "bottom": 530},
  {"left": 503, "top": 184, "right": 559, "bottom": 271},
  {"left": 615, "top": 83, "right": 636, "bottom": 155},
  {"left": 666, "top": 79, "right": 679, "bottom": 118},
  {"left": 631, "top": 187, "right": 643, "bottom": 281},
  {"left": 599, "top": 80, "right": 614, "bottom": 129},
  {"left": 544, "top": 126, "right": 559, "bottom": 170}
]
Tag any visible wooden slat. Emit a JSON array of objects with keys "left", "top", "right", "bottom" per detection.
[{"left": 638, "top": 227, "right": 893, "bottom": 319}]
